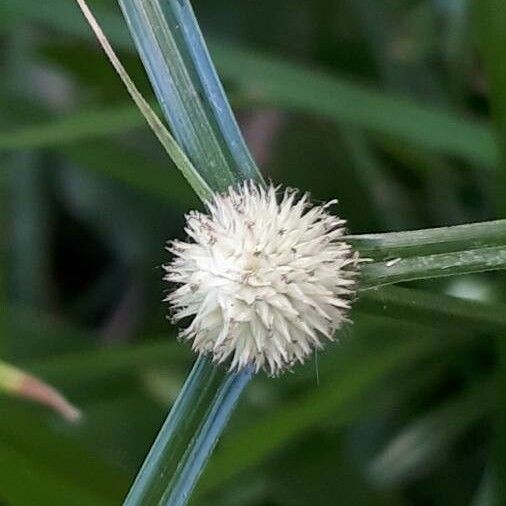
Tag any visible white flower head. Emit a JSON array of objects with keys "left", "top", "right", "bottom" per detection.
[{"left": 164, "top": 181, "right": 359, "bottom": 376}]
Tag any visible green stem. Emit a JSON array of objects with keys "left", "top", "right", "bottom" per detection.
[
  {"left": 112, "top": 1, "right": 263, "bottom": 505},
  {"left": 118, "top": 0, "right": 264, "bottom": 192},
  {"left": 347, "top": 219, "right": 506, "bottom": 260},
  {"left": 349, "top": 219, "right": 506, "bottom": 288},
  {"left": 76, "top": 0, "right": 213, "bottom": 202},
  {"left": 360, "top": 246, "right": 506, "bottom": 289},
  {"left": 123, "top": 356, "right": 252, "bottom": 506}
]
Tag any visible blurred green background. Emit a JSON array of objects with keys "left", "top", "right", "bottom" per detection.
[{"left": 1, "top": 0, "right": 505, "bottom": 505}]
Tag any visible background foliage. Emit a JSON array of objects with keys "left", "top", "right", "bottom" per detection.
[{"left": 1, "top": 0, "right": 505, "bottom": 505}]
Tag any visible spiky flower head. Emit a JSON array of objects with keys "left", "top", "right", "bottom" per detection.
[{"left": 164, "top": 182, "right": 359, "bottom": 376}]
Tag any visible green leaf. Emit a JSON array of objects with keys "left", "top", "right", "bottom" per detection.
[
  {"left": 75, "top": 0, "right": 213, "bottom": 201},
  {"left": 0, "top": 1, "right": 498, "bottom": 168},
  {"left": 118, "top": 0, "right": 264, "bottom": 192},
  {"left": 359, "top": 285, "right": 506, "bottom": 332},
  {"left": 350, "top": 220, "right": 506, "bottom": 288},
  {"left": 348, "top": 219, "right": 506, "bottom": 260},
  {"left": 361, "top": 246, "right": 506, "bottom": 289},
  {"left": 213, "top": 43, "right": 497, "bottom": 167},
  {"left": 0, "top": 106, "right": 142, "bottom": 150},
  {"left": 24, "top": 338, "right": 188, "bottom": 386}
]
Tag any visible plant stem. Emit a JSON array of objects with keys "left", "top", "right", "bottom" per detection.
[
  {"left": 347, "top": 218, "right": 506, "bottom": 260},
  {"left": 350, "top": 219, "right": 506, "bottom": 288},
  {"left": 113, "top": 1, "right": 263, "bottom": 505},
  {"left": 123, "top": 356, "right": 252, "bottom": 506},
  {"left": 76, "top": 0, "right": 213, "bottom": 202},
  {"left": 360, "top": 246, "right": 506, "bottom": 289},
  {"left": 118, "top": 0, "right": 264, "bottom": 192}
]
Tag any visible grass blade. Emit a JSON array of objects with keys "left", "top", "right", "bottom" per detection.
[
  {"left": 213, "top": 44, "right": 497, "bottom": 167},
  {"left": 370, "top": 377, "right": 494, "bottom": 486},
  {"left": 0, "top": 360, "right": 80, "bottom": 422},
  {"left": 122, "top": 357, "right": 252, "bottom": 506},
  {"left": 79, "top": 1, "right": 263, "bottom": 504},
  {"left": 361, "top": 246, "right": 506, "bottom": 289},
  {"left": 75, "top": 0, "right": 212, "bottom": 201},
  {"left": 157, "top": 365, "right": 253, "bottom": 506},
  {"left": 359, "top": 285, "right": 506, "bottom": 332},
  {"left": 0, "top": 0, "right": 498, "bottom": 169},
  {"left": 350, "top": 220, "right": 506, "bottom": 288},
  {"left": 347, "top": 219, "right": 506, "bottom": 260},
  {"left": 118, "top": 0, "right": 264, "bottom": 191},
  {"left": 0, "top": 106, "right": 143, "bottom": 150}
]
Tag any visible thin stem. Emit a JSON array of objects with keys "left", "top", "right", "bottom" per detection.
[
  {"left": 118, "top": 0, "right": 264, "bottom": 192},
  {"left": 360, "top": 246, "right": 506, "bottom": 289},
  {"left": 123, "top": 356, "right": 252, "bottom": 506},
  {"left": 160, "top": 365, "right": 253, "bottom": 506},
  {"left": 75, "top": 0, "right": 213, "bottom": 202},
  {"left": 103, "top": 1, "right": 264, "bottom": 505},
  {"left": 347, "top": 218, "right": 506, "bottom": 260},
  {"left": 123, "top": 357, "right": 218, "bottom": 505}
]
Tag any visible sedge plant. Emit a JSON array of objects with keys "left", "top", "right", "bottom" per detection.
[{"left": 75, "top": 1, "right": 506, "bottom": 505}]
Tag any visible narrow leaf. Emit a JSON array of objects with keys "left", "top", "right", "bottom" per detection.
[{"left": 75, "top": 0, "right": 212, "bottom": 201}]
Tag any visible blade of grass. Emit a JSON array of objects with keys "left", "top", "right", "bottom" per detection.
[
  {"left": 213, "top": 43, "right": 497, "bottom": 167},
  {"left": 0, "top": 55, "right": 497, "bottom": 170},
  {"left": 144, "top": 365, "right": 253, "bottom": 506},
  {"left": 0, "top": 0, "right": 498, "bottom": 168},
  {"left": 118, "top": 0, "right": 264, "bottom": 192},
  {"left": 359, "top": 285, "right": 506, "bottom": 332},
  {"left": 347, "top": 219, "right": 506, "bottom": 260},
  {"left": 0, "top": 106, "right": 143, "bottom": 150},
  {"left": 369, "top": 376, "right": 494, "bottom": 486},
  {"left": 349, "top": 220, "right": 506, "bottom": 288},
  {"left": 75, "top": 2, "right": 263, "bottom": 505},
  {"left": 361, "top": 246, "right": 506, "bottom": 289},
  {"left": 75, "top": 0, "right": 213, "bottom": 202},
  {"left": 24, "top": 338, "right": 189, "bottom": 385},
  {"left": 0, "top": 360, "right": 80, "bottom": 422},
  {"left": 122, "top": 357, "right": 252, "bottom": 506}
]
